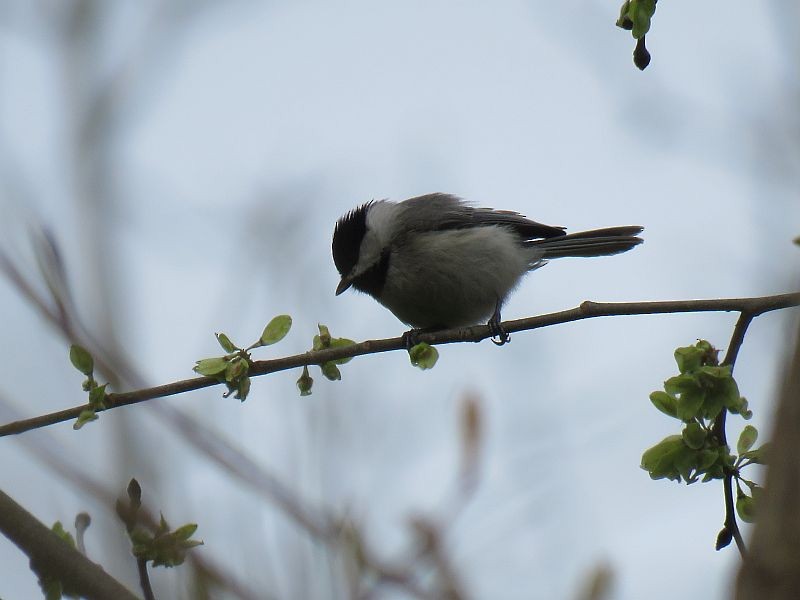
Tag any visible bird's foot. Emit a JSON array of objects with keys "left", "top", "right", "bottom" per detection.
[
  {"left": 488, "top": 305, "right": 510, "bottom": 346},
  {"left": 402, "top": 328, "right": 425, "bottom": 350}
]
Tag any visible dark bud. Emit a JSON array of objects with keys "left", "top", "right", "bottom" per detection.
[
  {"left": 634, "top": 35, "right": 651, "bottom": 70},
  {"left": 715, "top": 526, "right": 732, "bottom": 550},
  {"left": 619, "top": 16, "right": 633, "bottom": 30},
  {"left": 127, "top": 478, "right": 142, "bottom": 507}
]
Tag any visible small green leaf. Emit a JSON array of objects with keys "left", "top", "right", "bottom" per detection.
[
  {"left": 630, "top": 0, "right": 656, "bottom": 39},
  {"left": 641, "top": 435, "right": 685, "bottom": 481},
  {"left": 73, "top": 409, "right": 98, "bottom": 430},
  {"left": 260, "top": 315, "right": 292, "bottom": 346},
  {"left": 130, "top": 528, "right": 152, "bottom": 546},
  {"left": 193, "top": 357, "right": 229, "bottom": 376},
  {"left": 674, "top": 445, "right": 698, "bottom": 483},
  {"left": 51, "top": 522, "right": 76, "bottom": 547},
  {"left": 329, "top": 337, "right": 357, "bottom": 364},
  {"left": 697, "top": 365, "right": 732, "bottom": 380},
  {"left": 741, "top": 442, "right": 771, "bottom": 465},
  {"left": 88, "top": 383, "right": 108, "bottom": 409},
  {"left": 234, "top": 376, "right": 251, "bottom": 401},
  {"left": 664, "top": 373, "right": 700, "bottom": 396},
  {"left": 737, "top": 397, "right": 752, "bottom": 419},
  {"left": 173, "top": 523, "right": 198, "bottom": 540},
  {"left": 409, "top": 343, "right": 439, "bottom": 370},
  {"left": 317, "top": 324, "right": 332, "bottom": 347},
  {"left": 649, "top": 391, "right": 678, "bottom": 418},
  {"left": 721, "top": 378, "right": 743, "bottom": 410},
  {"left": 321, "top": 362, "right": 341, "bottom": 381},
  {"left": 69, "top": 345, "right": 94, "bottom": 376},
  {"left": 736, "top": 493, "right": 757, "bottom": 523},
  {"left": 674, "top": 345, "right": 704, "bottom": 374},
  {"left": 297, "top": 366, "right": 313, "bottom": 396},
  {"left": 616, "top": 0, "right": 633, "bottom": 30},
  {"left": 682, "top": 422, "right": 706, "bottom": 450},
  {"left": 215, "top": 332, "right": 238, "bottom": 353},
  {"left": 737, "top": 425, "right": 758, "bottom": 455},
  {"left": 224, "top": 357, "right": 248, "bottom": 383},
  {"left": 676, "top": 388, "right": 704, "bottom": 421},
  {"left": 698, "top": 449, "right": 718, "bottom": 471}
]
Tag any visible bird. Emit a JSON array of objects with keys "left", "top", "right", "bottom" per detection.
[{"left": 332, "top": 193, "right": 643, "bottom": 345}]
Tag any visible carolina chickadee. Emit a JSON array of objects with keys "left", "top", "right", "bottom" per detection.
[{"left": 332, "top": 193, "right": 643, "bottom": 344}]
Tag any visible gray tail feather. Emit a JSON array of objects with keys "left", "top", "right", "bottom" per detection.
[{"left": 526, "top": 226, "right": 644, "bottom": 259}]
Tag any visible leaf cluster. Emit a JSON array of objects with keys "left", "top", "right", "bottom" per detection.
[
  {"left": 68, "top": 345, "right": 108, "bottom": 429},
  {"left": 641, "top": 341, "right": 768, "bottom": 525},
  {"left": 295, "top": 324, "right": 356, "bottom": 395},
  {"left": 116, "top": 479, "right": 203, "bottom": 569},
  {"left": 193, "top": 315, "right": 293, "bottom": 401}
]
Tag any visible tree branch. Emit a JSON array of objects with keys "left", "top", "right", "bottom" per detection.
[
  {"left": 0, "top": 488, "right": 141, "bottom": 600},
  {"left": 1, "top": 293, "right": 798, "bottom": 438},
  {"left": 714, "top": 311, "right": 755, "bottom": 557}
]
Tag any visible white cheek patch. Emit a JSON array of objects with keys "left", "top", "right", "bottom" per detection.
[
  {"left": 352, "top": 202, "right": 398, "bottom": 275},
  {"left": 365, "top": 201, "right": 397, "bottom": 241},
  {"left": 354, "top": 231, "right": 383, "bottom": 274}
]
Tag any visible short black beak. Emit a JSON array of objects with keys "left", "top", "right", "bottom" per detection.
[{"left": 335, "top": 276, "right": 353, "bottom": 296}]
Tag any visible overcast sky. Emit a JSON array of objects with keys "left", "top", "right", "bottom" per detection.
[{"left": 1, "top": 1, "right": 798, "bottom": 599}]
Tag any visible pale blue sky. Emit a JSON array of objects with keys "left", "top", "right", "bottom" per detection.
[{"left": 0, "top": 2, "right": 798, "bottom": 598}]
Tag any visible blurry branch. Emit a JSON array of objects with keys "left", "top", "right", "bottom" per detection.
[
  {"left": 342, "top": 396, "right": 482, "bottom": 599},
  {"left": 735, "top": 322, "right": 800, "bottom": 599},
  {"left": 0, "top": 488, "right": 140, "bottom": 600},
  {"left": 0, "top": 234, "right": 139, "bottom": 389},
  {"left": 0, "top": 398, "right": 266, "bottom": 600},
  {"left": 1, "top": 293, "right": 799, "bottom": 438},
  {"left": 0, "top": 229, "right": 283, "bottom": 599}
]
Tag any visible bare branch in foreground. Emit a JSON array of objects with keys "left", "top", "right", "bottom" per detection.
[
  {"left": 0, "top": 488, "right": 140, "bottom": 600},
  {"left": 1, "top": 293, "right": 798, "bottom": 438}
]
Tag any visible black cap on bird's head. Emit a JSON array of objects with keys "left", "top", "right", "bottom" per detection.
[{"left": 332, "top": 202, "right": 371, "bottom": 295}]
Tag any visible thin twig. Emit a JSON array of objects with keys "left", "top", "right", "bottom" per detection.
[
  {"left": 715, "top": 311, "right": 756, "bottom": 558},
  {"left": 137, "top": 558, "right": 156, "bottom": 600},
  {"left": 1, "top": 294, "right": 798, "bottom": 438}
]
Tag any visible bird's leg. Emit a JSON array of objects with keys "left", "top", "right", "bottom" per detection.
[
  {"left": 488, "top": 301, "right": 510, "bottom": 346},
  {"left": 402, "top": 329, "right": 421, "bottom": 350}
]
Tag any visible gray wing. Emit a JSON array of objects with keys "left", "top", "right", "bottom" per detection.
[{"left": 398, "top": 193, "right": 566, "bottom": 239}]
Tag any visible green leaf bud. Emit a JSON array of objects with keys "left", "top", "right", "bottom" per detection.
[
  {"left": 215, "top": 332, "right": 238, "bottom": 353},
  {"left": 321, "top": 362, "right": 341, "bottom": 381},
  {"left": 193, "top": 357, "right": 229, "bottom": 376},
  {"left": 69, "top": 345, "right": 94, "bottom": 376},
  {"left": 409, "top": 343, "right": 439, "bottom": 370},
  {"left": 649, "top": 391, "right": 678, "bottom": 418},
  {"left": 73, "top": 409, "right": 98, "bottom": 430},
  {"left": 296, "top": 366, "right": 313, "bottom": 396},
  {"left": 260, "top": 315, "right": 292, "bottom": 346},
  {"left": 682, "top": 422, "right": 706, "bottom": 450},
  {"left": 737, "top": 425, "right": 758, "bottom": 455}
]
